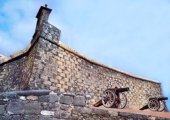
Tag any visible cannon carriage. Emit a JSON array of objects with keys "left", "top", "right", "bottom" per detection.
[
  {"left": 148, "top": 97, "right": 168, "bottom": 111},
  {"left": 94, "top": 87, "right": 129, "bottom": 109},
  {"left": 140, "top": 96, "right": 168, "bottom": 112}
]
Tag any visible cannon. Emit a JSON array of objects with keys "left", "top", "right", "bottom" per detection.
[
  {"left": 94, "top": 87, "right": 129, "bottom": 109},
  {"left": 148, "top": 97, "right": 168, "bottom": 111},
  {"left": 140, "top": 96, "right": 168, "bottom": 112},
  {"left": 102, "top": 87, "right": 129, "bottom": 108}
]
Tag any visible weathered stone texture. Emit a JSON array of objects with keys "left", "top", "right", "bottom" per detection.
[
  {"left": 30, "top": 39, "right": 162, "bottom": 110},
  {"left": 0, "top": 42, "right": 37, "bottom": 92},
  {"left": 41, "top": 22, "right": 61, "bottom": 43},
  {"left": 0, "top": 57, "right": 27, "bottom": 91},
  {"left": 0, "top": 78, "right": 168, "bottom": 119},
  {"left": 0, "top": 105, "right": 5, "bottom": 115}
]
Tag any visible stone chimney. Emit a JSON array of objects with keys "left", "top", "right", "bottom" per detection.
[{"left": 36, "top": 4, "right": 52, "bottom": 29}]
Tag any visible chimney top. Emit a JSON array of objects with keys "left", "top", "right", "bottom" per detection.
[{"left": 36, "top": 4, "right": 52, "bottom": 22}]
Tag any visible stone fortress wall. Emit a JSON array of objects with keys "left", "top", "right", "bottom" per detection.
[
  {"left": 0, "top": 5, "right": 165, "bottom": 112},
  {"left": 0, "top": 90, "right": 167, "bottom": 120}
]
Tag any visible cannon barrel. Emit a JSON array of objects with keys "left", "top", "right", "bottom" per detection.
[
  {"left": 115, "top": 87, "right": 129, "bottom": 93},
  {"left": 158, "top": 97, "right": 168, "bottom": 101}
]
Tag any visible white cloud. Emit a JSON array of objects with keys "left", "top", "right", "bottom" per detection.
[{"left": 0, "top": 0, "right": 44, "bottom": 55}]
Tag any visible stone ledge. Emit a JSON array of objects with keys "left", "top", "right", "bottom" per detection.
[{"left": 91, "top": 106, "right": 170, "bottom": 119}]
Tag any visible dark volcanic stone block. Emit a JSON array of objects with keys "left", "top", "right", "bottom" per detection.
[
  {"left": 39, "top": 116, "right": 53, "bottom": 120},
  {"left": 0, "top": 115, "right": 11, "bottom": 120},
  {"left": 0, "top": 100, "right": 7, "bottom": 105},
  {"left": 0, "top": 105, "right": 5, "bottom": 114},
  {"left": 12, "top": 115, "right": 24, "bottom": 120},
  {"left": 7, "top": 100, "right": 24, "bottom": 114},
  {"left": 24, "top": 115, "right": 39, "bottom": 120},
  {"left": 39, "top": 95, "right": 49, "bottom": 102},
  {"left": 24, "top": 102, "right": 41, "bottom": 114},
  {"left": 60, "top": 94, "right": 73, "bottom": 105},
  {"left": 49, "top": 94, "right": 58, "bottom": 103},
  {"left": 73, "top": 96, "right": 86, "bottom": 106}
]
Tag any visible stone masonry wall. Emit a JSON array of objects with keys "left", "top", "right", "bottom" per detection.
[
  {"left": 0, "top": 57, "right": 27, "bottom": 91},
  {"left": 0, "top": 41, "right": 37, "bottom": 92},
  {"left": 29, "top": 34, "right": 163, "bottom": 110},
  {"left": 55, "top": 44, "right": 162, "bottom": 110},
  {"left": 0, "top": 90, "right": 167, "bottom": 120}
]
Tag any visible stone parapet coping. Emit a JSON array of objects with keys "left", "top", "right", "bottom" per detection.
[
  {"left": 10, "top": 44, "right": 31, "bottom": 58},
  {"left": 0, "top": 44, "right": 31, "bottom": 64}
]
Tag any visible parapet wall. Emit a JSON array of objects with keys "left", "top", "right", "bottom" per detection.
[
  {"left": 0, "top": 5, "right": 165, "bottom": 112},
  {"left": 0, "top": 90, "right": 167, "bottom": 120}
]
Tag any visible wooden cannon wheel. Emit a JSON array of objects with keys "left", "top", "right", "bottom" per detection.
[
  {"left": 102, "top": 89, "right": 116, "bottom": 108},
  {"left": 148, "top": 98, "right": 160, "bottom": 111},
  {"left": 117, "top": 93, "right": 127, "bottom": 109},
  {"left": 158, "top": 101, "right": 165, "bottom": 112}
]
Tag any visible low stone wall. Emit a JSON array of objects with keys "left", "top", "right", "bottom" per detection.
[
  {"left": 0, "top": 90, "right": 87, "bottom": 119},
  {"left": 0, "top": 90, "right": 168, "bottom": 120}
]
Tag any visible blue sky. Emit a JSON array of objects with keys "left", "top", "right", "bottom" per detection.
[{"left": 0, "top": 0, "right": 170, "bottom": 110}]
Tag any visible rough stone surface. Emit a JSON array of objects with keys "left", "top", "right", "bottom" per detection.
[
  {"left": 60, "top": 95, "right": 73, "bottom": 105},
  {"left": 0, "top": 105, "right": 5, "bottom": 114},
  {"left": 24, "top": 102, "right": 41, "bottom": 114},
  {"left": 11, "top": 115, "right": 24, "bottom": 120},
  {"left": 60, "top": 110, "right": 71, "bottom": 119},
  {"left": 0, "top": 90, "right": 169, "bottom": 120},
  {"left": 0, "top": 100, "right": 7, "bottom": 105},
  {"left": 39, "top": 116, "right": 53, "bottom": 120},
  {"left": 24, "top": 115, "right": 39, "bottom": 120},
  {"left": 73, "top": 96, "right": 86, "bottom": 106},
  {"left": 74, "top": 106, "right": 92, "bottom": 114},
  {"left": 7, "top": 100, "right": 24, "bottom": 114},
  {"left": 39, "top": 95, "right": 49, "bottom": 102},
  {"left": 49, "top": 93, "right": 58, "bottom": 103},
  {"left": 0, "top": 115, "right": 11, "bottom": 120}
]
